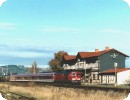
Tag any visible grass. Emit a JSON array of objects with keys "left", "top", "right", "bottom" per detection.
[
  {"left": 0, "top": 83, "right": 127, "bottom": 100},
  {"left": 82, "top": 83, "right": 130, "bottom": 89}
]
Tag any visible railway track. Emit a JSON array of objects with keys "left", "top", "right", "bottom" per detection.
[
  {"left": 36, "top": 83, "right": 130, "bottom": 95},
  {"left": 15, "top": 82, "right": 130, "bottom": 93},
  {"left": 0, "top": 91, "right": 36, "bottom": 100},
  {"left": 1, "top": 82, "right": 130, "bottom": 97},
  {"left": 57, "top": 84, "right": 130, "bottom": 93}
]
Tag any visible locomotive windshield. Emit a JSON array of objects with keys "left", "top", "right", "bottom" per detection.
[{"left": 71, "top": 72, "right": 81, "bottom": 76}]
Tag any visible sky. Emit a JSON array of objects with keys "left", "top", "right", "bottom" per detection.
[{"left": 0, "top": 0, "right": 130, "bottom": 67}]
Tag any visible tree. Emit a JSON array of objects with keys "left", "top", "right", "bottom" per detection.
[
  {"left": 28, "top": 61, "right": 39, "bottom": 74},
  {"left": 48, "top": 51, "right": 68, "bottom": 71}
]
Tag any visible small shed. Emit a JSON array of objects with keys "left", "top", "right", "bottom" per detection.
[{"left": 99, "top": 68, "right": 130, "bottom": 85}]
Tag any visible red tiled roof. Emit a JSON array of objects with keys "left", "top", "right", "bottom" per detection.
[
  {"left": 63, "top": 55, "right": 76, "bottom": 61},
  {"left": 78, "top": 49, "right": 129, "bottom": 58},
  {"left": 100, "top": 68, "right": 130, "bottom": 74},
  {"left": 78, "top": 49, "right": 111, "bottom": 58}
]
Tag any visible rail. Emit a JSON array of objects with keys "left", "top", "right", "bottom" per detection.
[
  {"left": 0, "top": 91, "right": 36, "bottom": 100},
  {"left": 45, "top": 83, "right": 130, "bottom": 94}
]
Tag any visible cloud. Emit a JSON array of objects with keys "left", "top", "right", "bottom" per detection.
[
  {"left": 99, "top": 29, "right": 120, "bottom": 33},
  {"left": 0, "top": 0, "right": 6, "bottom": 7},
  {"left": 99, "top": 29, "right": 130, "bottom": 35},
  {"left": 0, "top": 44, "right": 54, "bottom": 58},
  {"left": 0, "top": 23, "right": 16, "bottom": 30},
  {"left": 0, "top": 43, "right": 130, "bottom": 67},
  {"left": 0, "top": 43, "right": 92, "bottom": 61},
  {"left": 40, "top": 26, "right": 84, "bottom": 33},
  {"left": 5, "top": 51, "right": 49, "bottom": 58},
  {"left": 123, "top": 0, "right": 130, "bottom": 7}
]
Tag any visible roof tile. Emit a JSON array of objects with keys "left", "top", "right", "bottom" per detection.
[
  {"left": 78, "top": 49, "right": 111, "bottom": 58},
  {"left": 63, "top": 55, "right": 76, "bottom": 61}
]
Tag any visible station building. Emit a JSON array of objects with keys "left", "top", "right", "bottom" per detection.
[{"left": 61, "top": 47, "right": 129, "bottom": 84}]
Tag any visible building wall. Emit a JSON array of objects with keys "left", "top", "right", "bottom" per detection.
[
  {"left": 63, "top": 64, "right": 76, "bottom": 70},
  {"left": 117, "top": 70, "right": 130, "bottom": 85},
  {"left": 99, "top": 75, "right": 115, "bottom": 84},
  {"left": 99, "top": 70, "right": 130, "bottom": 85},
  {"left": 91, "top": 71, "right": 100, "bottom": 83},
  {"left": 62, "top": 59, "right": 77, "bottom": 70},
  {"left": 99, "top": 52, "right": 126, "bottom": 71},
  {"left": 63, "top": 60, "right": 99, "bottom": 70},
  {"left": 0, "top": 65, "right": 28, "bottom": 76}
]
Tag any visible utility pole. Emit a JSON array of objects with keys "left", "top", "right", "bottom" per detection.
[
  {"left": 77, "top": 59, "right": 80, "bottom": 69},
  {"left": 114, "top": 62, "right": 118, "bottom": 86},
  {"left": 110, "top": 50, "right": 118, "bottom": 86},
  {"left": 84, "top": 61, "right": 86, "bottom": 82}
]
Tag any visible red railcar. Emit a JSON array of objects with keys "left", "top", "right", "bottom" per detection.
[{"left": 10, "top": 73, "right": 55, "bottom": 82}]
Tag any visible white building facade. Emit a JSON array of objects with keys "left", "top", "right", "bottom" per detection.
[{"left": 99, "top": 68, "right": 130, "bottom": 85}]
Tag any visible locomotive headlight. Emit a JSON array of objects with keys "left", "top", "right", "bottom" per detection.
[
  {"left": 72, "top": 78, "right": 80, "bottom": 80},
  {"left": 72, "top": 78, "right": 76, "bottom": 80}
]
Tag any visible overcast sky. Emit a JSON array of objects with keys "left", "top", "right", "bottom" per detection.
[{"left": 0, "top": 0, "right": 130, "bottom": 67}]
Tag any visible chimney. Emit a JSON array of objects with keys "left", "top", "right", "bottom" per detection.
[
  {"left": 95, "top": 49, "right": 99, "bottom": 52},
  {"left": 105, "top": 46, "right": 110, "bottom": 51}
]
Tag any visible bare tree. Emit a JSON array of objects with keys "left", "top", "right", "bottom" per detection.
[{"left": 28, "top": 61, "right": 39, "bottom": 74}]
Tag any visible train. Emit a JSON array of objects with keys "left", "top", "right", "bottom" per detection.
[{"left": 10, "top": 70, "right": 82, "bottom": 84}]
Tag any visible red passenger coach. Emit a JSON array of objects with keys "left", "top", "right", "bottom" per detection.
[{"left": 10, "top": 73, "right": 55, "bottom": 82}]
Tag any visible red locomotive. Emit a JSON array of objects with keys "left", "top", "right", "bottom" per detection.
[
  {"left": 10, "top": 70, "right": 82, "bottom": 84},
  {"left": 54, "top": 70, "right": 82, "bottom": 84}
]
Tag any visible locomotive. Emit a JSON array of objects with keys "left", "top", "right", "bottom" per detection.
[{"left": 10, "top": 70, "right": 82, "bottom": 84}]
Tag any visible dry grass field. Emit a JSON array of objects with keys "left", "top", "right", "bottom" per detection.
[{"left": 0, "top": 83, "right": 127, "bottom": 100}]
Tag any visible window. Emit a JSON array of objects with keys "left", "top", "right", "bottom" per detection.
[
  {"left": 92, "top": 72, "right": 99, "bottom": 80},
  {"left": 93, "top": 74, "right": 95, "bottom": 80},
  {"left": 103, "top": 75, "right": 106, "bottom": 80},
  {"left": 111, "top": 76, "right": 114, "bottom": 81}
]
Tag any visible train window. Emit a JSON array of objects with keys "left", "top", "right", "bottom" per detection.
[
  {"left": 71, "top": 73, "right": 76, "bottom": 76},
  {"left": 39, "top": 76, "right": 53, "bottom": 79},
  {"left": 32, "top": 76, "right": 38, "bottom": 80}
]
